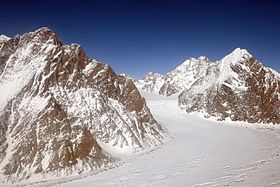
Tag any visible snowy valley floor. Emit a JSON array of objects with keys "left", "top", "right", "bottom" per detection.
[{"left": 60, "top": 91, "right": 280, "bottom": 186}]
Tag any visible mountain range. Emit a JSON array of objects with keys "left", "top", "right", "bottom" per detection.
[
  {"left": 1, "top": 27, "right": 280, "bottom": 185},
  {"left": 137, "top": 48, "right": 280, "bottom": 124},
  {"left": 0, "top": 28, "right": 163, "bottom": 184}
]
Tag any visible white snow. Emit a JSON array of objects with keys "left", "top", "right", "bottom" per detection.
[
  {"left": 0, "top": 34, "right": 10, "bottom": 42},
  {"left": 82, "top": 60, "right": 99, "bottom": 76},
  {"left": 215, "top": 48, "right": 251, "bottom": 90},
  {"left": 96, "top": 139, "right": 135, "bottom": 156},
  {"left": 56, "top": 90, "right": 280, "bottom": 187},
  {"left": 0, "top": 40, "right": 55, "bottom": 111},
  {"left": 137, "top": 72, "right": 165, "bottom": 94},
  {"left": 267, "top": 67, "right": 280, "bottom": 80},
  {"left": 220, "top": 48, "right": 251, "bottom": 65},
  {"left": 161, "top": 56, "right": 211, "bottom": 94},
  {"left": 137, "top": 48, "right": 254, "bottom": 96}
]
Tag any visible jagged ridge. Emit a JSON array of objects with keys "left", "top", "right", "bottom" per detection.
[
  {"left": 179, "top": 48, "right": 280, "bottom": 124},
  {"left": 137, "top": 48, "right": 280, "bottom": 124},
  {"left": 0, "top": 27, "right": 163, "bottom": 184}
]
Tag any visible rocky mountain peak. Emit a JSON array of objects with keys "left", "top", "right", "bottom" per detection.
[
  {"left": 136, "top": 48, "right": 257, "bottom": 97},
  {"left": 136, "top": 55, "right": 212, "bottom": 96},
  {"left": 120, "top": 73, "right": 135, "bottom": 81},
  {"left": 0, "top": 28, "right": 163, "bottom": 184},
  {"left": 136, "top": 48, "right": 280, "bottom": 124},
  {"left": 33, "top": 27, "right": 58, "bottom": 39},
  {"left": 20, "top": 27, "right": 62, "bottom": 47},
  {"left": 0, "top": 35, "right": 11, "bottom": 50},
  {"left": 0, "top": 35, "right": 10, "bottom": 43},
  {"left": 221, "top": 48, "right": 252, "bottom": 65},
  {"left": 175, "top": 56, "right": 210, "bottom": 72},
  {"left": 143, "top": 72, "right": 164, "bottom": 80},
  {"left": 178, "top": 49, "right": 280, "bottom": 124},
  {"left": 198, "top": 56, "right": 209, "bottom": 61}
]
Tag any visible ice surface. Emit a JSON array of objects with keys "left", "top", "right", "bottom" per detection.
[{"left": 56, "top": 90, "right": 280, "bottom": 187}]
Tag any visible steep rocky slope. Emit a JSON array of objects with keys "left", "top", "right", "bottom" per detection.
[
  {"left": 0, "top": 28, "right": 163, "bottom": 184},
  {"left": 137, "top": 48, "right": 280, "bottom": 124},
  {"left": 179, "top": 48, "right": 280, "bottom": 124}
]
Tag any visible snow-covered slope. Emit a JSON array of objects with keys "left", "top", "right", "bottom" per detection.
[
  {"left": 136, "top": 57, "right": 211, "bottom": 96},
  {"left": 0, "top": 28, "right": 163, "bottom": 184},
  {"left": 59, "top": 90, "right": 280, "bottom": 187},
  {"left": 136, "top": 72, "right": 165, "bottom": 94},
  {"left": 160, "top": 56, "right": 211, "bottom": 96},
  {"left": 0, "top": 35, "right": 10, "bottom": 43}
]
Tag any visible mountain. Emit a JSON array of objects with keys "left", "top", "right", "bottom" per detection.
[
  {"left": 0, "top": 35, "right": 10, "bottom": 43},
  {"left": 136, "top": 72, "right": 165, "bottom": 94},
  {"left": 179, "top": 48, "right": 280, "bottom": 124},
  {"left": 136, "top": 57, "right": 211, "bottom": 96},
  {"left": 119, "top": 73, "right": 136, "bottom": 82},
  {"left": 0, "top": 28, "right": 163, "bottom": 184},
  {"left": 137, "top": 48, "right": 280, "bottom": 124}
]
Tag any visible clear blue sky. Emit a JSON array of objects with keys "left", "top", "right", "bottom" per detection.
[{"left": 0, "top": 0, "right": 279, "bottom": 78}]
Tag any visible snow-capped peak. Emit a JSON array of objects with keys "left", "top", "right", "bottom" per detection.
[
  {"left": 176, "top": 56, "right": 210, "bottom": 71},
  {"left": 26, "top": 27, "right": 61, "bottom": 45},
  {"left": 198, "top": 56, "right": 209, "bottom": 61},
  {"left": 0, "top": 34, "right": 10, "bottom": 42},
  {"left": 215, "top": 48, "right": 253, "bottom": 86},
  {"left": 143, "top": 72, "right": 164, "bottom": 79},
  {"left": 221, "top": 48, "right": 252, "bottom": 65},
  {"left": 120, "top": 73, "right": 135, "bottom": 81},
  {"left": 179, "top": 47, "right": 280, "bottom": 124},
  {"left": 34, "top": 26, "right": 52, "bottom": 33},
  {"left": 0, "top": 28, "right": 164, "bottom": 184}
]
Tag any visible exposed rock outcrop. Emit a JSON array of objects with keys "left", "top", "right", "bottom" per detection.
[
  {"left": 178, "top": 48, "right": 280, "bottom": 124},
  {"left": 0, "top": 28, "right": 163, "bottom": 184},
  {"left": 137, "top": 48, "right": 280, "bottom": 124}
]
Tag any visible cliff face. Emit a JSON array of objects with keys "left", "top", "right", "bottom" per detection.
[
  {"left": 178, "top": 49, "right": 280, "bottom": 124},
  {"left": 0, "top": 28, "right": 163, "bottom": 183}
]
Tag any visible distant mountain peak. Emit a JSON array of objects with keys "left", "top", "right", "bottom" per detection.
[
  {"left": 198, "top": 56, "right": 209, "bottom": 61},
  {"left": 145, "top": 71, "right": 163, "bottom": 77},
  {"left": 182, "top": 56, "right": 209, "bottom": 64},
  {"left": 0, "top": 35, "right": 10, "bottom": 42},
  {"left": 120, "top": 73, "right": 135, "bottom": 81},
  {"left": 35, "top": 26, "right": 52, "bottom": 32},
  {"left": 221, "top": 48, "right": 252, "bottom": 64},
  {"left": 136, "top": 47, "right": 280, "bottom": 124}
]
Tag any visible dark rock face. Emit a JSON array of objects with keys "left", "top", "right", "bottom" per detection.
[
  {"left": 179, "top": 50, "right": 280, "bottom": 124},
  {"left": 0, "top": 28, "right": 163, "bottom": 183}
]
